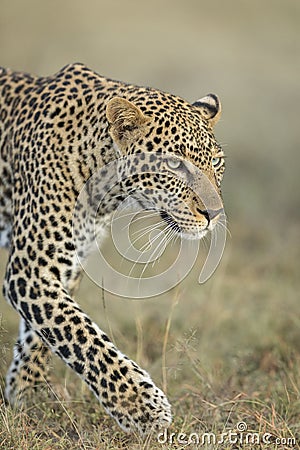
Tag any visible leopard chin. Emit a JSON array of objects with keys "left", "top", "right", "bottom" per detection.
[{"left": 180, "top": 229, "right": 209, "bottom": 240}]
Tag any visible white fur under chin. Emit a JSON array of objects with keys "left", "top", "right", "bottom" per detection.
[
  {"left": 180, "top": 219, "right": 219, "bottom": 240},
  {"left": 180, "top": 229, "right": 209, "bottom": 240}
]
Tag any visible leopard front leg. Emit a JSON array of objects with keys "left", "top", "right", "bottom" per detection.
[
  {"left": 5, "top": 318, "right": 51, "bottom": 405},
  {"left": 3, "top": 267, "right": 171, "bottom": 434}
]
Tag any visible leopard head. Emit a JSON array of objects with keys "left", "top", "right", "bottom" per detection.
[{"left": 106, "top": 92, "right": 225, "bottom": 240}]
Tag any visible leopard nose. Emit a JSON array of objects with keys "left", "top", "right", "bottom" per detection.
[
  {"left": 207, "top": 208, "right": 223, "bottom": 221},
  {"left": 197, "top": 208, "right": 223, "bottom": 222}
]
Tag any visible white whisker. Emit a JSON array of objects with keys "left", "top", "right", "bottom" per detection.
[
  {"left": 149, "top": 227, "right": 178, "bottom": 269},
  {"left": 138, "top": 230, "right": 171, "bottom": 280},
  {"left": 127, "top": 225, "right": 169, "bottom": 278},
  {"left": 129, "top": 220, "right": 166, "bottom": 247}
]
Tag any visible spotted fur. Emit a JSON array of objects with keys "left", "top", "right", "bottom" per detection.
[{"left": 0, "top": 63, "right": 225, "bottom": 434}]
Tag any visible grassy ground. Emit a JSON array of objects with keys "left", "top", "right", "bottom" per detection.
[
  {"left": 1, "top": 0, "right": 300, "bottom": 449},
  {"left": 1, "top": 224, "right": 299, "bottom": 449}
]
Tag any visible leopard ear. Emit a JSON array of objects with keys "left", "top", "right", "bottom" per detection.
[
  {"left": 106, "top": 97, "right": 148, "bottom": 142},
  {"left": 193, "top": 94, "right": 221, "bottom": 127}
]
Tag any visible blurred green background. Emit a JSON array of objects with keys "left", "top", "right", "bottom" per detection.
[{"left": 0, "top": 0, "right": 299, "bottom": 396}]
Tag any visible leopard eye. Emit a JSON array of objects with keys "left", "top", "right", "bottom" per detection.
[
  {"left": 167, "top": 158, "right": 183, "bottom": 170},
  {"left": 212, "top": 156, "right": 221, "bottom": 167}
]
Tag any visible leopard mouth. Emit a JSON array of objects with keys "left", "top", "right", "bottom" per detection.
[{"left": 159, "top": 210, "right": 210, "bottom": 240}]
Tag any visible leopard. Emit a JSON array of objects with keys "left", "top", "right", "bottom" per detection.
[{"left": 0, "top": 63, "right": 225, "bottom": 435}]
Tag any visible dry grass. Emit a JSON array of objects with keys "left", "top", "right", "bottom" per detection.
[
  {"left": 1, "top": 225, "right": 300, "bottom": 449},
  {"left": 1, "top": 313, "right": 299, "bottom": 450}
]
